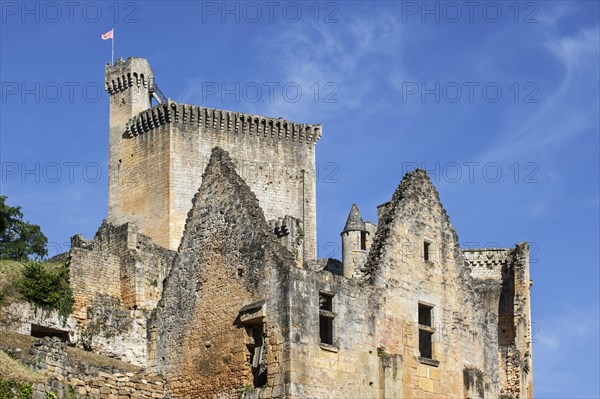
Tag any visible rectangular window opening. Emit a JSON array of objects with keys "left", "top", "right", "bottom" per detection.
[
  {"left": 360, "top": 231, "right": 367, "bottom": 250},
  {"left": 319, "top": 314, "right": 333, "bottom": 345},
  {"left": 418, "top": 303, "right": 433, "bottom": 326},
  {"left": 418, "top": 303, "right": 435, "bottom": 361},
  {"left": 423, "top": 241, "right": 431, "bottom": 261},
  {"left": 319, "top": 292, "right": 335, "bottom": 345},
  {"left": 419, "top": 330, "right": 433, "bottom": 359},
  {"left": 246, "top": 323, "right": 267, "bottom": 387},
  {"left": 319, "top": 293, "right": 333, "bottom": 312}
]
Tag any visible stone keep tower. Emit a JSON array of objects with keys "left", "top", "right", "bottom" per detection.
[{"left": 104, "top": 57, "right": 321, "bottom": 262}]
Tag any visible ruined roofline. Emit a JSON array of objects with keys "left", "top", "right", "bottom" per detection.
[
  {"left": 123, "top": 100, "right": 322, "bottom": 145},
  {"left": 462, "top": 248, "right": 511, "bottom": 252},
  {"left": 462, "top": 242, "right": 529, "bottom": 253},
  {"left": 463, "top": 243, "right": 530, "bottom": 268},
  {"left": 361, "top": 168, "right": 459, "bottom": 280}
]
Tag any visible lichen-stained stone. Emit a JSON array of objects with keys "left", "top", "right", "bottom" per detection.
[
  {"left": 105, "top": 58, "right": 320, "bottom": 263},
  {"left": 148, "top": 147, "right": 296, "bottom": 398},
  {"left": 1, "top": 56, "right": 533, "bottom": 399}
]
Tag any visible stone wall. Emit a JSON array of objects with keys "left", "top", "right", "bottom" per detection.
[
  {"left": 359, "top": 169, "right": 502, "bottom": 398},
  {"left": 144, "top": 160, "right": 533, "bottom": 398},
  {"left": 148, "top": 148, "right": 296, "bottom": 398},
  {"left": 104, "top": 58, "right": 321, "bottom": 262},
  {"left": 0, "top": 303, "right": 77, "bottom": 342},
  {"left": 11, "top": 336, "right": 165, "bottom": 399},
  {"left": 68, "top": 221, "right": 175, "bottom": 366},
  {"left": 465, "top": 245, "right": 534, "bottom": 398}
]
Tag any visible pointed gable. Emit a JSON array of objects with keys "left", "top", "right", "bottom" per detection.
[
  {"left": 149, "top": 147, "right": 294, "bottom": 395},
  {"left": 362, "top": 169, "right": 460, "bottom": 280}
]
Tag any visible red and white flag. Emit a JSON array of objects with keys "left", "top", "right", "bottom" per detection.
[{"left": 101, "top": 28, "right": 114, "bottom": 40}]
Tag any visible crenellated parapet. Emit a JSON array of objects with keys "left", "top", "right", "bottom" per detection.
[
  {"left": 124, "top": 101, "right": 322, "bottom": 145},
  {"left": 463, "top": 248, "right": 509, "bottom": 281},
  {"left": 464, "top": 248, "right": 509, "bottom": 267},
  {"left": 105, "top": 70, "right": 149, "bottom": 95},
  {"left": 124, "top": 102, "right": 172, "bottom": 136},
  {"left": 104, "top": 57, "right": 152, "bottom": 95}
]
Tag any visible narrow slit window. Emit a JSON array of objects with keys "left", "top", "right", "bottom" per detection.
[
  {"left": 360, "top": 231, "right": 367, "bottom": 250},
  {"left": 423, "top": 241, "right": 431, "bottom": 261}
]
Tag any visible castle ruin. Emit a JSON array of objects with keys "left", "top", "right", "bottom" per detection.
[{"left": 1, "top": 57, "right": 534, "bottom": 399}]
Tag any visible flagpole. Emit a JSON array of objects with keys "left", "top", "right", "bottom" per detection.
[{"left": 111, "top": 28, "right": 114, "bottom": 65}]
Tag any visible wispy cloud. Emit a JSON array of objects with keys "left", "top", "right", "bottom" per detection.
[
  {"left": 253, "top": 9, "right": 406, "bottom": 121},
  {"left": 534, "top": 303, "right": 600, "bottom": 397},
  {"left": 441, "top": 23, "right": 600, "bottom": 217}
]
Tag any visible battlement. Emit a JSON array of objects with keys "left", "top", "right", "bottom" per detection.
[
  {"left": 463, "top": 248, "right": 510, "bottom": 281},
  {"left": 124, "top": 101, "right": 322, "bottom": 145},
  {"left": 104, "top": 57, "right": 153, "bottom": 95},
  {"left": 463, "top": 248, "right": 510, "bottom": 268}
]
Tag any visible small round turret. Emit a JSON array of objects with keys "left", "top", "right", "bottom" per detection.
[{"left": 341, "top": 204, "right": 369, "bottom": 278}]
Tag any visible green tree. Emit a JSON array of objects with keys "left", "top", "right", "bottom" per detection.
[
  {"left": 0, "top": 196, "right": 47, "bottom": 261},
  {"left": 19, "top": 261, "right": 74, "bottom": 323}
]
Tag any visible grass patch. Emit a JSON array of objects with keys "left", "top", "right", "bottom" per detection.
[
  {"left": 0, "top": 350, "right": 45, "bottom": 385},
  {"left": 0, "top": 260, "right": 25, "bottom": 305},
  {"left": 66, "top": 346, "right": 140, "bottom": 373}
]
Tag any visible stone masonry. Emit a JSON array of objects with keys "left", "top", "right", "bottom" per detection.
[
  {"left": 0, "top": 56, "right": 534, "bottom": 399},
  {"left": 144, "top": 149, "right": 534, "bottom": 398},
  {"left": 105, "top": 57, "right": 320, "bottom": 264}
]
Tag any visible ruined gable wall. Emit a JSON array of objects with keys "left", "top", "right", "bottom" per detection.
[
  {"left": 364, "top": 170, "right": 500, "bottom": 398},
  {"left": 512, "top": 243, "right": 533, "bottom": 398},
  {"left": 167, "top": 103, "right": 319, "bottom": 262},
  {"left": 148, "top": 148, "right": 296, "bottom": 398}
]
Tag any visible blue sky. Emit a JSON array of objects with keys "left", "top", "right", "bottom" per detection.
[{"left": 1, "top": 1, "right": 598, "bottom": 396}]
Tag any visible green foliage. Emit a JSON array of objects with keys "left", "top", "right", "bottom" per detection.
[
  {"left": 18, "top": 261, "right": 74, "bottom": 323},
  {"left": 66, "top": 385, "right": 76, "bottom": 399},
  {"left": 2, "top": 349, "right": 18, "bottom": 360},
  {"left": 377, "top": 347, "right": 390, "bottom": 358},
  {"left": 18, "top": 384, "right": 32, "bottom": 399},
  {"left": 475, "top": 368, "right": 485, "bottom": 383},
  {"left": 0, "top": 380, "right": 32, "bottom": 399},
  {"left": 45, "top": 391, "right": 57, "bottom": 399},
  {"left": 0, "top": 379, "right": 15, "bottom": 399},
  {"left": 0, "top": 196, "right": 48, "bottom": 261}
]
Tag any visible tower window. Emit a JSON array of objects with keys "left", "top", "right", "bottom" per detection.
[
  {"left": 418, "top": 303, "right": 435, "bottom": 361},
  {"left": 319, "top": 292, "right": 335, "bottom": 345},
  {"left": 360, "top": 231, "right": 367, "bottom": 250},
  {"left": 418, "top": 303, "right": 432, "bottom": 326},
  {"left": 423, "top": 241, "right": 431, "bottom": 261},
  {"left": 419, "top": 330, "right": 433, "bottom": 359}
]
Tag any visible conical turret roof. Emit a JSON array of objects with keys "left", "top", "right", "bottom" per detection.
[{"left": 342, "top": 204, "right": 366, "bottom": 233}]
